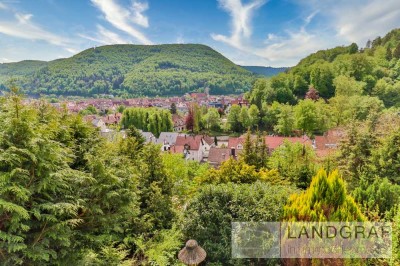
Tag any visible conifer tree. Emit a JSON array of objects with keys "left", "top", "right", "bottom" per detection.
[
  {"left": 135, "top": 145, "right": 174, "bottom": 235},
  {"left": 0, "top": 91, "right": 87, "bottom": 264},
  {"left": 284, "top": 169, "right": 365, "bottom": 222},
  {"left": 284, "top": 169, "right": 365, "bottom": 266},
  {"left": 372, "top": 128, "right": 400, "bottom": 183},
  {"left": 241, "top": 130, "right": 268, "bottom": 170},
  {"left": 170, "top": 102, "right": 177, "bottom": 114}
]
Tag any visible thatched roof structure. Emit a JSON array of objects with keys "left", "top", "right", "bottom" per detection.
[{"left": 178, "top": 239, "right": 206, "bottom": 265}]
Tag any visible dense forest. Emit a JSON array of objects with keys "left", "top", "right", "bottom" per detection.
[
  {"left": 246, "top": 28, "right": 400, "bottom": 109},
  {"left": 0, "top": 44, "right": 255, "bottom": 97}
]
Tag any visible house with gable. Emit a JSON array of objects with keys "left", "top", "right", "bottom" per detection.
[
  {"left": 91, "top": 118, "right": 107, "bottom": 131},
  {"left": 172, "top": 114, "right": 186, "bottom": 132},
  {"left": 313, "top": 128, "right": 344, "bottom": 157},
  {"left": 228, "top": 137, "right": 245, "bottom": 150},
  {"left": 156, "top": 132, "right": 183, "bottom": 151},
  {"left": 207, "top": 147, "right": 241, "bottom": 167},
  {"left": 171, "top": 135, "right": 205, "bottom": 162},
  {"left": 201, "top": 136, "right": 216, "bottom": 159},
  {"left": 139, "top": 130, "right": 156, "bottom": 144}
]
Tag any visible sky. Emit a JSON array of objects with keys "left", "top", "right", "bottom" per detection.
[{"left": 0, "top": 0, "right": 399, "bottom": 67}]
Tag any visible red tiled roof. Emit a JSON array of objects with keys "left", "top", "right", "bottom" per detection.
[
  {"left": 203, "top": 136, "right": 215, "bottom": 145},
  {"left": 83, "top": 115, "right": 97, "bottom": 123},
  {"left": 172, "top": 114, "right": 185, "bottom": 126},
  {"left": 190, "top": 93, "right": 207, "bottom": 98},
  {"left": 313, "top": 128, "right": 345, "bottom": 157},
  {"left": 175, "top": 135, "right": 203, "bottom": 150},
  {"left": 231, "top": 99, "right": 249, "bottom": 105},
  {"left": 208, "top": 148, "right": 231, "bottom": 164},
  {"left": 265, "top": 136, "right": 312, "bottom": 150},
  {"left": 170, "top": 145, "right": 184, "bottom": 154},
  {"left": 228, "top": 137, "right": 244, "bottom": 149}
]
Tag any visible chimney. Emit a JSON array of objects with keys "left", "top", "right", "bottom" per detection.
[{"left": 231, "top": 147, "right": 236, "bottom": 158}]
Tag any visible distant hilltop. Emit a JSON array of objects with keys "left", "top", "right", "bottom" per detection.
[
  {"left": 0, "top": 44, "right": 258, "bottom": 98},
  {"left": 241, "top": 66, "right": 289, "bottom": 77}
]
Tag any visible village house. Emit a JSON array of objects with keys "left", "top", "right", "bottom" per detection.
[
  {"left": 139, "top": 130, "right": 157, "bottom": 144},
  {"left": 103, "top": 113, "right": 122, "bottom": 126},
  {"left": 156, "top": 132, "right": 183, "bottom": 151},
  {"left": 215, "top": 136, "right": 229, "bottom": 147},
  {"left": 91, "top": 118, "right": 107, "bottom": 131},
  {"left": 171, "top": 135, "right": 205, "bottom": 162},
  {"left": 313, "top": 128, "right": 344, "bottom": 157},
  {"left": 201, "top": 136, "right": 216, "bottom": 159},
  {"left": 207, "top": 147, "right": 241, "bottom": 167},
  {"left": 228, "top": 137, "right": 245, "bottom": 150},
  {"left": 264, "top": 135, "right": 313, "bottom": 153},
  {"left": 172, "top": 114, "right": 186, "bottom": 132},
  {"left": 230, "top": 96, "right": 249, "bottom": 107},
  {"left": 190, "top": 93, "right": 208, "bottom": 101}
]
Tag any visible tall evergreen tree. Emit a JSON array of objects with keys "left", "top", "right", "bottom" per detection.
[
  {"left": 284, "top": 169, "right": 365, "bottom": 221},
  {"left": 136, "top": 145, "right": 174, "bottom": 235},
  {"left": 241, "top": 130, "right": 268, "bottom": 170},
  {"left": 170, "top": 103, "right": 177, "bottom": 114},
  {"left": 283, "top": 169, "right": 366, "bottom": 266}
]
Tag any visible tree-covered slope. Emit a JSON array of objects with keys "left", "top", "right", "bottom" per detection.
[
  {"left": 0, "top": 60, "right": 48, "bottom": 81},
  {"left": 0, "top": 44, "right": 255, "bottom": 97},
  {"left": 247, "top": 28, "right": 400, "bottom": 108}
]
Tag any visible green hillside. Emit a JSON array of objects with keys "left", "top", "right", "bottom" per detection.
[
  {"left": 0, "top": 44, "right": 255, "bottom": 97},
  {"left": 247, "top": 28, "right": 400, "bottom": 108},
  {"left": 0, "top": 60, "right": 47, "bottom": 78}
]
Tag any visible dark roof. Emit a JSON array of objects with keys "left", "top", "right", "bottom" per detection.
[{"left": 203, "top": 136, "right": 215, "bottom": 145}]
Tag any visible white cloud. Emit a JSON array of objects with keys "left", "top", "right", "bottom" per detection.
[
  {"left": 213, "top": 0, "right": 400, "bottom": 66},
  {"left": 91, "top": 0, "right": 153, "bottom": 45},
  {"left": 332, "top": 0, "right": 400, "bottom": 44},
  {"left": 0, "top": 2, "right": 7, "bottom": 10},
  {"left": 212, "top": 0, "right": 326, "bottom": 66},
  {"left": 15, "top": 13, "right": 33, "bottom": 23},
  {"left": 211, "top": 0, "right": 266, "bottom": 49},
  {"left": 0, "top": 12, "right": 69, "bottom": 46},
  {"left": 295, "top": 0, "right": 400, "bottom": 44},
  {"left": 131, "top": 1, "right": 149, "bottom": 28},
  {"left": 79, "top": 24, "right": 129, "bottom": 45},
  {"left": 255, "top": 29, "right": 330, "bottom": 66}
]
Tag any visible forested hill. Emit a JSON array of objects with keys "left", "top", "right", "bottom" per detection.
[
  {"left": 247, "top": 28, "right": 400, "bottom": 108},
  {"left": 241, "top": 66, "right": 288, "bottom": 77},
  {"left": 0, "top": 44, "right": 255, "bottom": 97}
]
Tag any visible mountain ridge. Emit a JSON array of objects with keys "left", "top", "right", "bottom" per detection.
[
  {"left": 0, "top": 44, "right": 256, "bottom": 97},
  {"left": 241, "top": 66, "right": 289, "bottom": 77}
]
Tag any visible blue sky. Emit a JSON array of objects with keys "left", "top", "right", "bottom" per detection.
[{"left": 0, "top": 0, "right": 399, "bottom": 66}]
